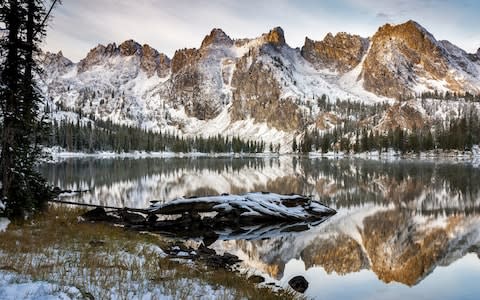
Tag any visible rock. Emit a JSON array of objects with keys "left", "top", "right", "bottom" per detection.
[
  {"left": 171, "top": 48, "right": 199, "bottom": 74},
  {"left": 201, "top": 28, "right": 233, "bottom": 48},
  {"left": 375, "top": 101, "right": 427, "bottom": 132},
  {"left": 89, "top": 239, "right": 105, "bottom": 247},
  {"left": 230, "top": 57, "right": 301, "bottom": 131},
  {"left": 301, "top": 33, "right": 368, "bottom": 73},
  {"left": 360, "top": 20, "right": 467, "bottom": 99},
  {"left": 202, "top": 231, "right": 219, "bottom": 246},
  {"left": 77, "top": 40, "right": 170, "bottom": 78},
  {"left": 82, "top": 207, "right": 108, "bottom": 221},
  {"left": 202, "top": 252, "right": 241, "bottom": 269},
  {"left": 288, "top": 275, "right": 309, "bottom": 293},
  {"left": 248, "top": 275, "right": 265, "bottom": 284},
  {"left": 77, "top": 43, "right": 118, "bottom": 72},
  {"left": 222, "top": 252, "right": 241, "bottom": 264},
  {"left": 118, "top": 210, "right": 145, "bottom": 225},
  {"left": 141, "top": 44, "right": 171, "bottom": 77},
  {"left": 40, "top": 51, "right": 73, "bottom": 75},
  {"left": 82, "top": 207, "right": 120, "bottom": 223},
  {"left": 262, "top": 27, "right": 286, "bottom": 47},
  {"left": 198, "top": 244, "right": 217, "bottom": 256},
  {"left": 119, "top": 39, "right": 142, "bottom": 56}
]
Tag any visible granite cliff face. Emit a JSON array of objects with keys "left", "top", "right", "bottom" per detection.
[
  {"left": 301, "top": 33, "right": 369, "bottom": 73},
  {"left": 360, "top": 20, "right": 480, "bottom": 98},
  {"left": 167, "top": 28, "right": 234, "bottom": 120},
  {"left": 230, "top": 28, "right": 302, "bottom": 131}
]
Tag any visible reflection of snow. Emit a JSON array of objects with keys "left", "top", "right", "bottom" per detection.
[{"left": 49, "top": 158, "right": 295, "bottom": 209}]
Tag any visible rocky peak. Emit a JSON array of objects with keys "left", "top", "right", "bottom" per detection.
[
  {"left": 361, "top": 20, "right": 450, "bottom": 98},
  {"left": 201, "top": 28, "right": 233, "bottom": 48},
  {"left": 477, "top": 48, "right": 480, "bottom": 58},
  {"left": 262, "top": 27, "right": 286, "bottom": 47},
  {"left": 171, "top": 48, "right": 199, "bottom": 74},
  {"left": 373, "top": 20, "right": 438, "bottom": 50},
  {"left": 104, "top": 43, "right": 118, "bottom": 56},
  {"left": 77, "top": 43, "right": 118, "bottom": 72},
  {"left": 140, "top": 44, "right": 171, "bottom": 77},
  {"left": 119, "top": 39, "right": 142, "bottom": 56},
  {"left": 42, "top": 50, "right": 72, "bottom": 65},
  {"left": 301, "top": 32, "right": 368, "bottom": 73}
]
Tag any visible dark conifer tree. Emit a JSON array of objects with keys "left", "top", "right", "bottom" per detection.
[{"left": 0, "top": 0, "right": 59, "bottom": 217}]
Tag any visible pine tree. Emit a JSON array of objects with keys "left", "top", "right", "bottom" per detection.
[{"left": 0, "top": 0, "right": 59, "bottom": 217}]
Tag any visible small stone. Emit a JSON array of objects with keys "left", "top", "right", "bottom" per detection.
[
  {"left": 82, "top": 207, "right": 108, "bottom": 221},
  {"left": 288, "top": 275, "right": 309, "bottom": 293},
  {"left": 89, "top": 239, "right": 105, "bottom": 247},
  {"left": 119, "top": 210, "right": 145, "bottom": 225},
  {"left": 248, "top": 275, "right": 265, "bottom": 284}
]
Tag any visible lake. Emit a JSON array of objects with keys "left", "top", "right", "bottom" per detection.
[{"left": 39, "top": 157, "right": 480, "bottom": 299}]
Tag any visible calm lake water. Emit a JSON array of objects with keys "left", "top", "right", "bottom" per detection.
[{"left": 39, "top": 157, "right": 480, "bottom": 300}]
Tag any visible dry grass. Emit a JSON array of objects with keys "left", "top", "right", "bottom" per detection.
[{"left": 0, "top": 205, "right": 297, "bottom": 299}]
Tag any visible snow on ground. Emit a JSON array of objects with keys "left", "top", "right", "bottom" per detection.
[
  {"left": 0, "top": 242, "right": 254, "bottom": 300},
  {"left": 0, "top": 271, "right": 83, "bottom": 300},
  {"left": 0, "top": 218, "right": 10, "bottom": 232},
  {"left": 0, "top": 269, "right": 249, "bottom": 300}
]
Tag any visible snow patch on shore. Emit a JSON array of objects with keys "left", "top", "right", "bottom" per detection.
[
  {"left": 0, "top": 218, "right": 10, "bottom": 232},
  {"left": 0, "top": 271, "right": 83, "bottom": 300}
]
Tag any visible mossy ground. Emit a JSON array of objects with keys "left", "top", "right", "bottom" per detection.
[{"left": 0, "top": 205, "right": 296, "bottom": 299}]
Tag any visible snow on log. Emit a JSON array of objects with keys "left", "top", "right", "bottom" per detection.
[{"left": 149, "top": 192, "right": 336, "bottom": 221}]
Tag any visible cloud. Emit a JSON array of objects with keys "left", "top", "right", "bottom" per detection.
[
  {"left": 42, "top": 0, "right": 480, "bottom": 61},
  {"left": 376, "top": 12, "right": 392, "bottom": 21}
]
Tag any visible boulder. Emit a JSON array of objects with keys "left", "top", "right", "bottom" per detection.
[
  {"left": 288, "top": 275, "right": 309, "bottom": 293},
  {"left": 248, "top": 275, "right": 265, "bottom": 284}
]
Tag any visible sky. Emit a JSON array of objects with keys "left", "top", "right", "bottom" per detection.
[{"left": 43, "top": 0, "right": 480, "bottom": 62}]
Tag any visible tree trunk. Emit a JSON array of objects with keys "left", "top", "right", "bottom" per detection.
[{"left": 1, "top": 0, "right": 21, "bottom": 205}]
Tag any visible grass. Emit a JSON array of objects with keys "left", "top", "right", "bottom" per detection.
[{"left": 0, "top": 205, "right": 297, "bottom": 299}]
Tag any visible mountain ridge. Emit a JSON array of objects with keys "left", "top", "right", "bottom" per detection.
[{"left": 40, "top": 20, "right": 480, "bottom": 152}]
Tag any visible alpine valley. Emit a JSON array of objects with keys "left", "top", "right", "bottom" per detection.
[{"left": 40, "top": 20, "right": 480, "bottom": 153}]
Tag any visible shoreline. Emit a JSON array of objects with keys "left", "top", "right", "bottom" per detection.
[{"left": 42, "top": 147, "right": 480, "bottom": 164}]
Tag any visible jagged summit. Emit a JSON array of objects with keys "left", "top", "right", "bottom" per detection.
[
  {"left": 119, "top": 39, "right": 142, "bottom": 56},
  {"left": 76, "top": 40, "right": 170, "bottom": 77},
  {"left": 40, "top": 50, "right": 73, "bottom": 73},
  {"left": 301, "top": 32, "right": 368, "bottom": 73},
  {"left": 200, "top": 28, "right": 233, "bottom": 48},
  {"left": 374, "top": 20, "right": 438, "bottom": 49},
  {"left": 262, "top": 26, "right": 286, "bottom": 46},
  {"left": 360, "top": 19, "right": 480, "bottom": 98}
]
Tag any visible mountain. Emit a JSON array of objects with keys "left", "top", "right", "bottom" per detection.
[{"left": 40, "top": 20, "right": 480, "bottom": 152}]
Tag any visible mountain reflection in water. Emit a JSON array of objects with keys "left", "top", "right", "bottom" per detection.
[{"left": 40, "top": 157, "right": 480, "bottom": 299}]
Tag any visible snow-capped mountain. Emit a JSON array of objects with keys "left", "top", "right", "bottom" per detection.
[{"left": 40, "top": 20, "right": 480, "bottom": 150}]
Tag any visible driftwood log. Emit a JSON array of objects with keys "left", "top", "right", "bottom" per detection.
[
  {"left": 79, "top": 192, "right": 336, "bottom": 244},
  {"left": 149, "top": 192, "right": 336, "bottom": 221}
]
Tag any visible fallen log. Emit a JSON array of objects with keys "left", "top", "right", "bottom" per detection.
[
  {"left": 78, "top": 192, "right": 336, "bottom": 244},
  {"left": 48, "top": 199, "right": 149, "bottom": 214},
  {"left": 149, "top": 192, "right": 336, "bottom": 222}
]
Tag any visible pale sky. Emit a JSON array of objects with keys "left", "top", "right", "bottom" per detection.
[{"left": 43, "top": 0, "right": 480, "bottom": 62}]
